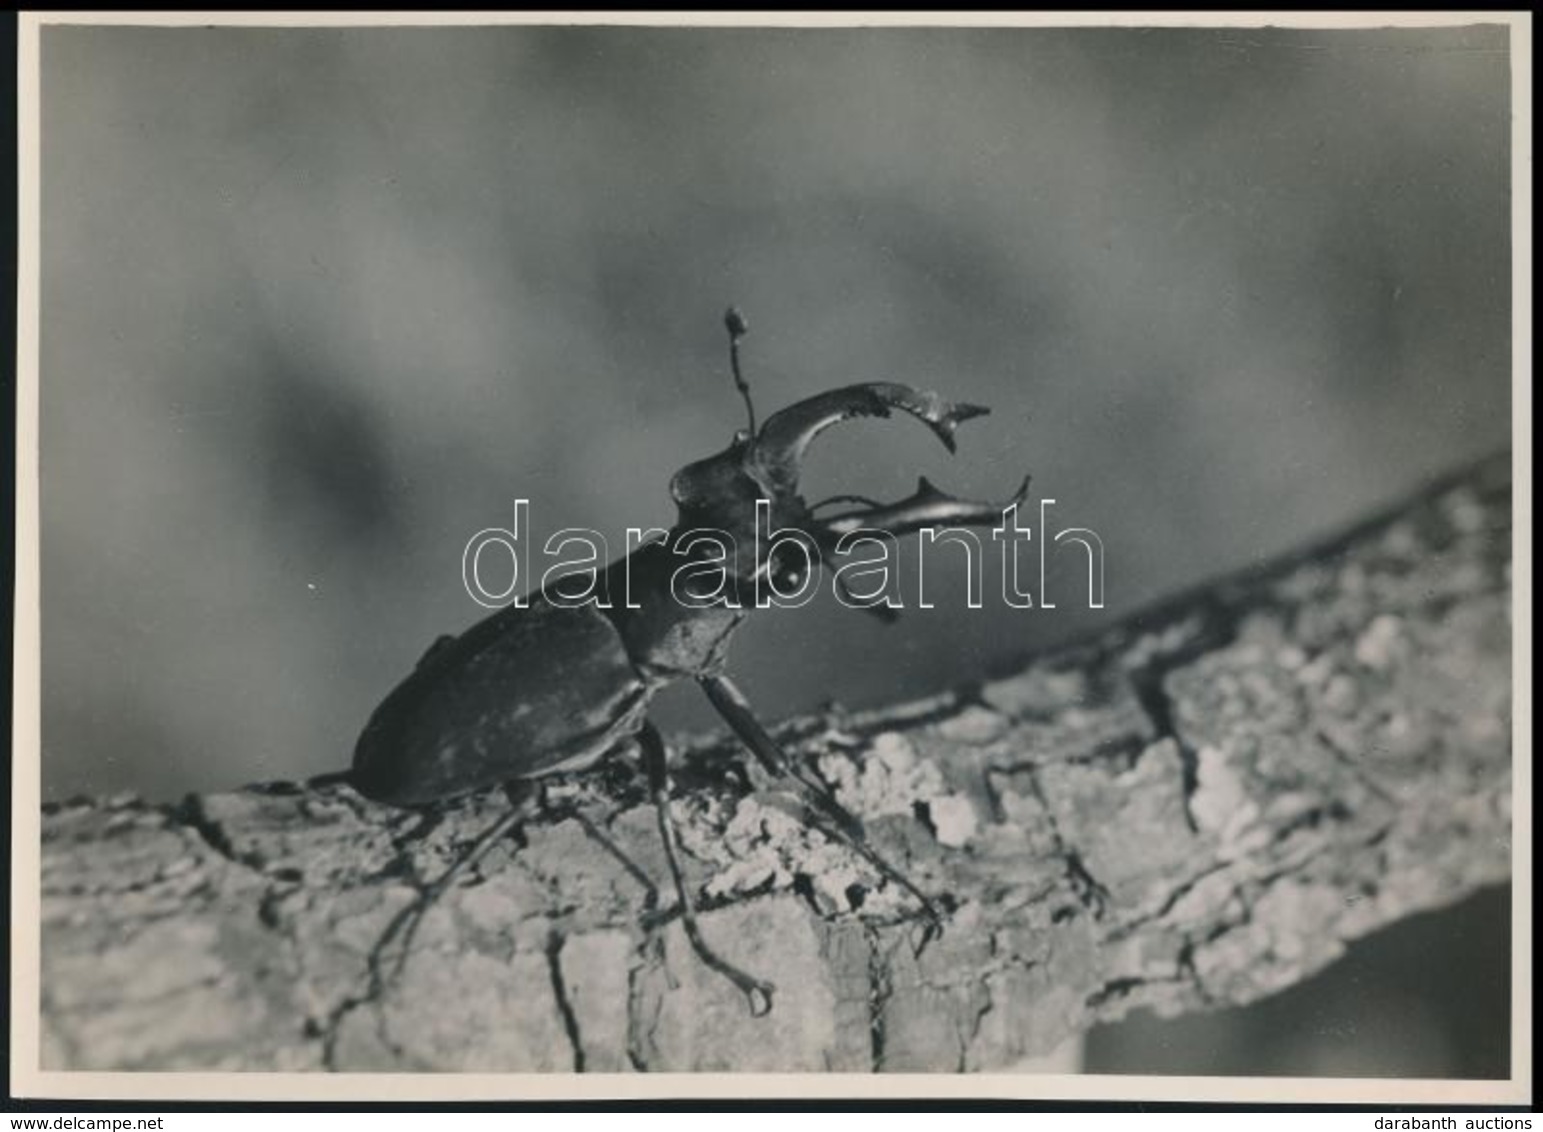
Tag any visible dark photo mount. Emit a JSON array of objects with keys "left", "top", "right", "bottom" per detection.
[{"left": 13, "top": 12, "right": 1524, "bottom": 1104}]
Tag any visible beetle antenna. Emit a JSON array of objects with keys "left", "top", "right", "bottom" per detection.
[{"left": 724, "top": 306, "right": 756, "bottom": 441}]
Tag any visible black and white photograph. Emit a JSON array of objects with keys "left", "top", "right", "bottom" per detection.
[{"left": 12, "top": 12, "right": 1529, "bottom": 1102}]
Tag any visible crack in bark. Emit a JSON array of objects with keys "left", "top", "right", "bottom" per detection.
[
  {"left": 1176, "top": 936, "right": 1212, "bottom": 1005},
  {"left": 1315, "top": 725, "right": 1401, "bottom": 811},
  {"left": 865, "top": 926, "right": 893, "bottom": 1072},
  {"left": 47, "top": 973, "right": 230, "bottom": 1017},
  {"left": 959, "top": 972, "right": 993, "bottom": 1072},
  {"left": 625, "top": 932, "right": 667, "bottom": 1072},
  {"left": 843, "top": 691, "right": 968, "bottom": 736},
  {"left": 1084, "top": 975, "right": 1150, "bottom": 1010},
  {"left": 1104, "top": 859, "right": 1231, "bottom": 943},
  {"left": 545, "top": 934, "right": 586, "bottom": 1072},
  {"left": 1128, "top": 668, "right": 1202, "bottom": 833},
  {"left": 1086, "top": 947, "right": 1196, "bottom": 1013},
  {"left": 1020, "top": 765, "right": 1112, "bottom": 918},
  {"left": 172, "top": 794, "right": 267, "bottom": 874}
]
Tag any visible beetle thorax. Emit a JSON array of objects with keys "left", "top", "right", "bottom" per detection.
[{"left": 668, "top": 436, "right": 813, "bottom": 584}]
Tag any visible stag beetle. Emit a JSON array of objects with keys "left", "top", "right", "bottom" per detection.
[{"left": 349, "top": 309, "right": 1027, "bottom": 1016}]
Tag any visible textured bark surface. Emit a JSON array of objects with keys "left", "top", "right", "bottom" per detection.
[{"left": 38, "top": 456, "right": 1513, "bottom": 1073}]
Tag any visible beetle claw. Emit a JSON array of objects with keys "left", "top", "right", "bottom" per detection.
[
  {"left": 752, "top": 383, "right": 993, "bottom": 494},
  {"left": 744, "top": 981, "right": 776, "bottom": 1017},
  {"left": 819, "top": 473, "right": 1032, "bottom": 540},
  {"left": 914, "top": 911, "right": 946, "bottom": 958}
]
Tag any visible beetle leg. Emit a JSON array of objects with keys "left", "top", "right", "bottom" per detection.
[
  {"left": 372, "top": 789, "right": 531, "bottom": 990},
  {"left": 698, "top": 673, "right": 945, "bottom": 946},
  {"left": 638, "top": 721, "right": 776, "bottom": 1016}
]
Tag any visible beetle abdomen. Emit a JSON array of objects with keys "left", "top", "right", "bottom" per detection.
[{"left": 352, "top": 599, "right": 653, "bottom": 807}]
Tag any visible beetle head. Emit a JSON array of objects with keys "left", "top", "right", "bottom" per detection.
[
  {"left": 666, "top": 430, "right": 800, "bottom": 578},
  {"left": 668, "top": 380, "right": 1028, "bottom": 589}
]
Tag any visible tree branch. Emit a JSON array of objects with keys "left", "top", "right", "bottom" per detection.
[{"left": 38, "top": 455, "right": 1512, "bottom": 1072}]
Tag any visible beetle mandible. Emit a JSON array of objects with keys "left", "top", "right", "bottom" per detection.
[{"left": 349, "top": 309, "right": 1028, "bottom": 1015}]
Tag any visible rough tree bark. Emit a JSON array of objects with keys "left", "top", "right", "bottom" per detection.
[{"left": 38, "top": 455, "right": 1512, "bottom": 1073}]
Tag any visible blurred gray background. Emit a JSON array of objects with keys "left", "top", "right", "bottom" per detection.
[{"left": 38, "top": 22, "right": 1512, "bottom": 1076}]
